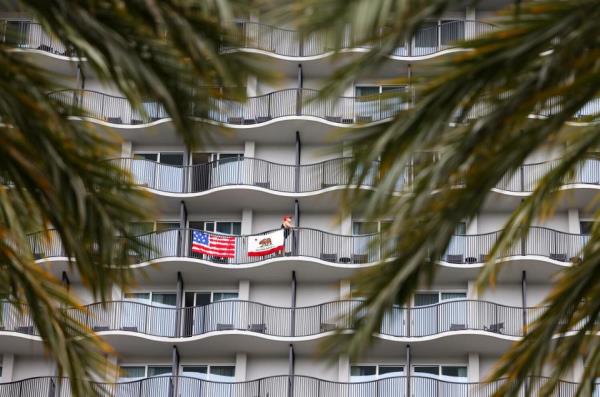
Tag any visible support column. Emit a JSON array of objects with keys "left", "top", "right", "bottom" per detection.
[
  {"left": 573, "top": 355, "right": 585, "bottom": 382},
  {"left": 111, "top": 284, "right": 122, "bottom": 301},
  {"left": 406, "top": 345, "right": 411, "bottom": 397},
  {"left": 467, "top": 280, "right": 478, "bottom": 299},
  {"left": 295, "top": 131, "right": 301, "bottom": 193},
  {"left": 339, "top": 279, "right": 351, "bottom": 299},
  {"left": 175, "top": 272, "right": 184, "bottom": 337},
  {"left": 235, "top": 352, "right": 248, "bottom": 382},
  {"left": 1, "top": 354, "right": 14, "bottom": 382},
  {"left": 341, "top": 215, "right": 352, "bottom": 235},
  {"left": 466, "top": 214, "right": 478, "bottom": 235},
  {"left": 338, "top": 354, "right": 350, "bottom": 382},
  {"left": 106, "top": 355, "right": 118, "bottom": 383},
  {"left": 568, "top": 209, "right": 581, "bottom": 234},
  {"left": 246, "top": 75, "right": 258, "bottom": 98},
  {"left": 238, "top": 280, "right": 250, "bottom": 301},
  {"left": 242, "top": 208, "right": 254, "bottom": 235},
  {"left": 121, "top": 141, "right": 132, "bottom": 158},
  {"left": 244, "top": 141, "right": 255, "bottom": 158},
  {"left": 467, "top": 353, "right": 480, "bottom": 383},
  {"left": 521, "top": 271, "right": 527, "bottom": 334},
  {"left": 178, "top": 201, "right": 188, "bottom": 256}
]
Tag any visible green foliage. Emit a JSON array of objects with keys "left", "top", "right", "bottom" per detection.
[{"left": 287, "top": 0, "right": 600, "bottom": 395}]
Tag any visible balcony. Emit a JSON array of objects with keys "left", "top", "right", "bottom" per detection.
[
  {"left": 0, "top": 20, "right": 75, "bottom": 57},
  {"left": 0, "top": 375, "right": 590, "bottom": 397},
  {"left": 1, "top": 19, "right": 494, "bottom": 62},
  {"left": 0, "top": 299, "right": 581, "bottom": 340},
  {"left": 224, "top": 20, "right": 497, "bottom": 60},
  {"left": 27, "top": 226, "right": 589, "bottom": 267},
  {"left": 48, "top": 88, "right": 409, "bottom": 127},
  {"left": 112, "top": 157, "right": 396, "bottom": 194}
]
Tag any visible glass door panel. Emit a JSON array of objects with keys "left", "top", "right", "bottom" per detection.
[{"left": 412, "top": 293, "right": 439, "bottom": 336}]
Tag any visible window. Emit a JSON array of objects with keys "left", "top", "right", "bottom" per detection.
[
  {"left": 414, "top": 365, "right": 467, "bottom": 380},
  {"left": 413, "top": 291, "right": 467, "bottom": 306},
  {"left": 119, "top": 366, "right": 145, "bottom": 379},
  {"left": 181, "top": 365, "right": 235, "bottom": 380},
  {"left": 580, "top": 221, "right": 595, "bottom": 234},
  {"left": 3, "top": 20, "right": 29, "bottom": 47},
  {"left": 134, "top": 152, "right": 184, "bottom": 166},
  {"left": 119, "top": 365, "right": 171, "bottom": 379},
  {"left": 128, "top": 221, "right": 179, "bottom": 235},
  {"left": 189, "top": 221, "right": 241, "bottom": 236},
  {"left": 355, "top": 86, "right": 406, "bottom": 97},
  {"left": 124, "top": 292, "right": 177, "bottom": 307},
  {"left": 352, "top": 221, "right": 392, "bottom": 235},
  {"left": 351, "top": 365, "right": 404, "bottom": 381}
]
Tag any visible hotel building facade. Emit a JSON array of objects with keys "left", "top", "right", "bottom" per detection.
[{"left": 0, "top": 1, "right": 598, "bottom": 395}]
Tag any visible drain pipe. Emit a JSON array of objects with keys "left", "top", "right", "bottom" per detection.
[
  {"left": 295, "top": 131, "right": 301, "bottom": 193},
  {"left": 293, "top": 200, "right": 300, "bottom": 255},
  {"left": 175, "top": 272, "right": 184, "bottom": 337},
  {"left": 296, "top": 64, "right": 303, "bottom": 115},
  {"left": 290, "top": 271, "right": 297, "bottom": 336},
  {"left": 178, "top": 201, "right": 187, "bottom": 257},
  {"left": 521, "top": 271, "right": 527, "bottom": 334},
  {"left": 406, "top": 344, "right": 411, "bottom": 397},
  {"left": 288, "top": 344, "right": 295, "bottom": 397},
  {"left": 170, "top": 345, "right": 180, "bottom": 397}
]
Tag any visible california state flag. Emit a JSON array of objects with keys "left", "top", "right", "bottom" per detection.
[{"left": 248, "top": 230, "right": 285, "bottom": 256}]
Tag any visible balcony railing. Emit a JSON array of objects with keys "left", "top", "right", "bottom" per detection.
[
  {"left": 496, "top": 158, "right": 600, "bottom": 192},
  {"left": 48, "top": 88, "right": 409, "bottom": 126},
  {"left": 226, "top": 20, "right": 497, "bottom": 58},
  {"left": 2, "top": 18, "right": 494, "bottom": 60},
  {"left": 112, "top": 157, "right": 403, "bottom": 194},
  {"left": 0, "top": 20, "right": 74, "bottom": 56},
  {"left": 0, "top": 299, "right": 583, "bottom": 339},
  {"left": 48, "top": 88, "right": 598, "bottom": 127},
  {"left": 113, "top": 156, "right": 600, "bottom": 195},
  {"left": 0, "top": 375, "right": 592, "bottom": 397},
  {"left": 26, "top": 226, "right": 589, "bottom": 266}
]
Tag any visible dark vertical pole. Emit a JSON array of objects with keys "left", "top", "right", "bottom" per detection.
[
  {"left": 170, "top": 345, "right": 180, "bottom": 397},
  {"left": 178, "top": 201, "right": 187, "bottom": 257},
  {"left": 288, "top": 344, "right": 295, "bottom": 397},
  {"left": 61, "top": 272, "right": 70, "bottom": 292},
  {"left": 521, "top": 271, "right": 527, "bottom": 334},
  {"left": 175, "top": 272, "right": 184, "bottom": 337},
  {"left": 406, "top": 344, "right": 411, "bottom": 397},
  {"left": 183, "top": 148, "right": 190, "bottom": 193},
  {"left": 296, "top": 64, "right": 303, "bottom": 116},
  {"left": 295, "top": 131, "right": 301, "bottom": 193},
  {"left": 291, "top": 271, "right": 297, "bottom": 336},
  {"left": 407, "top": 64, "right": 414, "bottom": 106},
  {"left": 293, "top": 200, "right": 300, "bottom": 256}
]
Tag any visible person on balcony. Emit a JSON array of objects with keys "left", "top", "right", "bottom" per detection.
[{"left": 281, "top": 215, "right": 293, "bottom": 239}]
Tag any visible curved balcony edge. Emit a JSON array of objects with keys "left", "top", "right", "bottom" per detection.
[
  {"left": 27, "top": 226, "right": 590, "bottom": 268},
  {"left": 0, "top": 374, "right": 592, "bottom": 397},
  {"left": 111, "top": 157, "right": 600, "bottom": 198},
  {"left": 0, "top": 299, "right": 588, "bottom": 341}
]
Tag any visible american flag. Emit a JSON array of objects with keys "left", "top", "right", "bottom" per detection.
[{"left": 191, "top": 231, "right": 236, "bottom": 258}]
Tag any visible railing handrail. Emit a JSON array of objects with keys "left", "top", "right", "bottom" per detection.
[
  {"left": 49, "top": 87, "right": 409, "bottom": 103},
  {"left": 0, "top": 374, "right": 585, "bottom": 388},
  {"left": 112, "top": 155, "right": 363, "bottom": 170},
  {"left": 70, "top": 297, "right": 548, "bottom": 312},
  {"left": 28, "top": 224, "right": 587, "bottom": 241}
]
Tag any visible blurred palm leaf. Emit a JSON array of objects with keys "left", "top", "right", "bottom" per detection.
[
  {"left": 0, "top": 0, "right": 260, "bottom": 395},
  {"left": 288, "top": 0, "right": 600, "bottom": 395}
]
